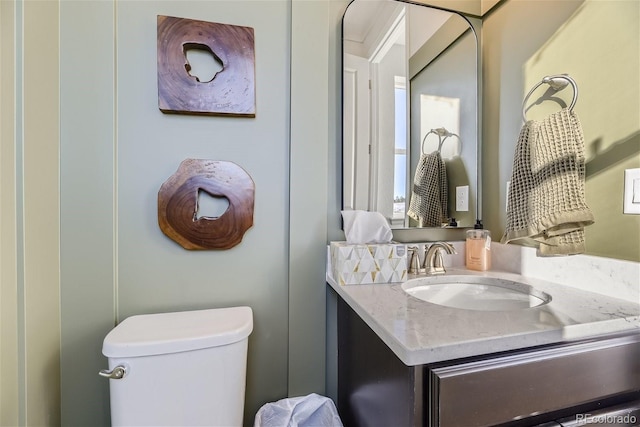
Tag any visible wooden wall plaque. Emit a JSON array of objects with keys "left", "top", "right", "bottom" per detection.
[
  {"left": 157, "top": 15, "right": 256, "bottom": 117},
  {"left": 158, "top": 159, "right": 255, "bottom": 250}
]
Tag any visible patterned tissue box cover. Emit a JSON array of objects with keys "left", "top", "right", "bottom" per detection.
[{"left": 330, "top": 242, "right": 407, "bottom": 285}]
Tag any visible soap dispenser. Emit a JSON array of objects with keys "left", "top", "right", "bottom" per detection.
[{"left": 466, "top": 222, "right": 491, "bottom": 271}]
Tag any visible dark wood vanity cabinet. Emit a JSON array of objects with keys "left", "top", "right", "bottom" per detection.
[{"left": 337, "top": 298, "right": 640, "bottom": 427}]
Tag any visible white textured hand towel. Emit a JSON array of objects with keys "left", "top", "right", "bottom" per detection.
[
  {"left": 502, "top": 108, "right": 594, "bottom": 255},
  {"left": 407, "top": 151, "right": 448, "bottom": 227}
]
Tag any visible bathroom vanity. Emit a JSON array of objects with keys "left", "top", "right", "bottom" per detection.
[{"left": 327, "top": 268, "right": 640, "bottom": 426}]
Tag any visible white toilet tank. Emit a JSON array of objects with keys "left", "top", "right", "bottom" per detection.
[{"left": 101, "top": 306, "right": 253, "bottom": 427}]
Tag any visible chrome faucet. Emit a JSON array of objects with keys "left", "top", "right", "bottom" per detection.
[{"left": 423, "top": 242, "right": 457, "bottom": 275}]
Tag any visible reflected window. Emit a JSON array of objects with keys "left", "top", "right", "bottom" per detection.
[{"left": 394, "top": 77, "right": 407, "bottom": 220}]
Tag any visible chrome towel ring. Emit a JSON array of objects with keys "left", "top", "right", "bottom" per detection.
[
  {"left": 522, "top": 74, "right": 578, "bottom": 122},
  {"left": 421, "top": 127, "right": 460, "bottom": 154}
]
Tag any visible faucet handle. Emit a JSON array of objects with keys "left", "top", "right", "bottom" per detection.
[{"left": 408, "top": 246, "right": 424, "bottom": 275}]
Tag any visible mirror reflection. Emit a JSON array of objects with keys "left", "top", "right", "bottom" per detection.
[{"left": 342, "top": 0, "right": 479, "bottom": 230}]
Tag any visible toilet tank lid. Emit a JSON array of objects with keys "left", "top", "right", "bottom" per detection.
[{"left": 102, "top": 306, "right": 253, "bottom": 358}]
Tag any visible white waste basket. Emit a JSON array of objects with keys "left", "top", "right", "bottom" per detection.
[{"left": 254, "top": 393, "right": 343, "bottom": 427}]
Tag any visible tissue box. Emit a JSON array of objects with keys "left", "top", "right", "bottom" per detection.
[{"left": 330, "top": 242, "right": 407, "bottom": 285}]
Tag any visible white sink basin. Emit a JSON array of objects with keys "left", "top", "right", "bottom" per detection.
[{"left": 402, "top": 275, "right": 551, "bottom": 311}]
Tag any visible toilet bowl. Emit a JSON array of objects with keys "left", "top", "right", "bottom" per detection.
[{"left": 100, "top": 306, "right": 253, "bottom": 427}]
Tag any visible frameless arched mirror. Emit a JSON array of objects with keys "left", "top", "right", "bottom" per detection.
[{"left": 342, "top": 0, "right": 482, "bottom": 241}]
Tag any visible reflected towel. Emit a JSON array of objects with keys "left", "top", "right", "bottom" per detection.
[
  {"left": 407, "top": 151, "right": 447, "bottom": 227},
  {"left": 501, "top": 108, "right": 594, "bottom": 255}
]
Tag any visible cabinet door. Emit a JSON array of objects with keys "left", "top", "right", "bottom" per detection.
[
  {"left": 428, "top": 333, "right": 640, "bottom": 427},
  {"left": 337, "top": 298, "right": 423, "bottom": 427}
]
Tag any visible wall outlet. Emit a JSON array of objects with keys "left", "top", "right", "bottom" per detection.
[
  {"left": 456, "top": 185, "right": 469, "bottom": 212},
  {"left": 623, "top": 168, "right": 640, "bottom": 215}
]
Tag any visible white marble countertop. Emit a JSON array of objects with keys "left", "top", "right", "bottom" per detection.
[{"left": 327, "top": 268, "right": 640, "bottom": 366}]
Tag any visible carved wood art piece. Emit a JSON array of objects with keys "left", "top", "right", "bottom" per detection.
[
  {"left": 158, "top": 159, "right": 255, "bottom": 250},
  {"left": 157, "top": 15, "right": 255, "bottom": 116}
]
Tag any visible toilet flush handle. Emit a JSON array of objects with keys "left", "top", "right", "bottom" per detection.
[{"left": 99, "top": 365, "right": 128, "bottom": 380}]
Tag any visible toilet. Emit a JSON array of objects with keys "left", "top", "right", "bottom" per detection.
[{"left": 100, "top": 306, "right": 253, "bottom": 427}]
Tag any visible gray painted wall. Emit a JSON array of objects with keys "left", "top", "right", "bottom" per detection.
[
  {"left": 60, "top": 1, "right": 115, "bottom": 424},
  {"left": 60, "top": 1, "right": 329, "bottom": 425}
]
